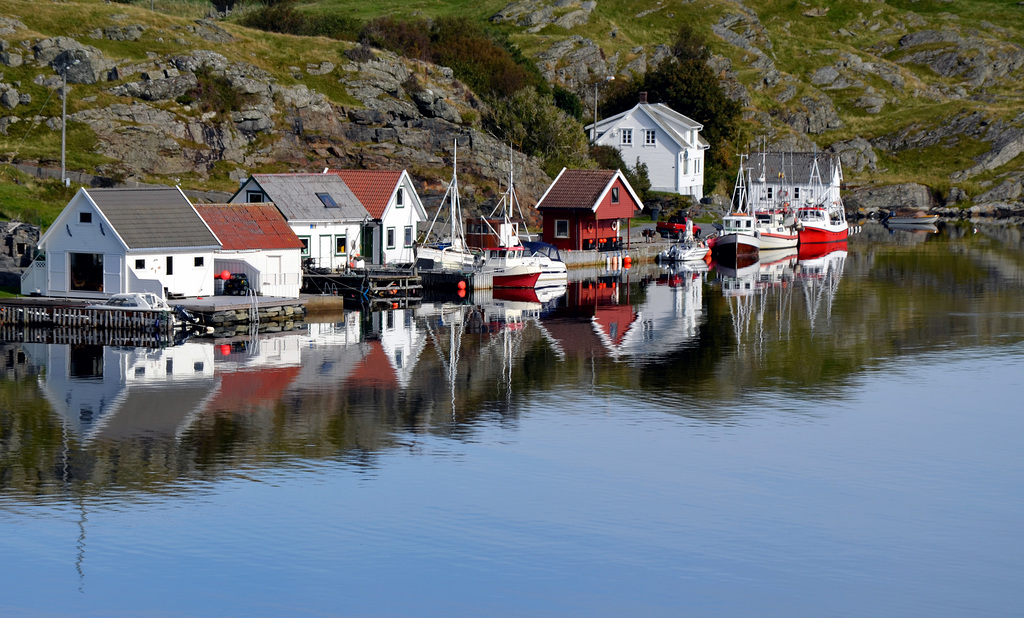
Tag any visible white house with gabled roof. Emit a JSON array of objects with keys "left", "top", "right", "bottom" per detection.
[
  {"left": 230, "top": 173, "right": 368, "bottom": 271},
  {"left": 330, "top": 169, "right": 427, "bottom": 266},
  {"left": 23, "top": 186, "right": 222, "bottom": 299},
  {"left": 586, "top": 94, "right": 709, "bottom": 199}
]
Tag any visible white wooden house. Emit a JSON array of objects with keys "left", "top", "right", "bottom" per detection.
[
  {"left": 230, "top": 174, "right": 368, "bottom": 271},
  {"left": 23, "top": 186, "right": 221, "bottom": 299},
  {"left": 194, "top": 203, "right": 305, "bottom": 298},
  {"left": 743, "top": 152, "right": 844, "bottom": 211},
  {"left": 330, "top": 169, "right": 427, "bottom": 266},
  {"left": 586, "top": 94, "right": 709, "bottom": 199}
]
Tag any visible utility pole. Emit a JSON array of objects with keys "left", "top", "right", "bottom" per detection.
[{"left": 59, "top": 59, "right": 79, "bottom": 187}]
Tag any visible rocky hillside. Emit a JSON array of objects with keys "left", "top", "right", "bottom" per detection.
[
  {"left": 0, "top": 2, "right": 551, "bottom": 224},
  {"left": 497, "top": 0, "right": 1024, "bottom": 216},
  {"left": 2, "top": 0, "right": 1024, "bottom": 223}
]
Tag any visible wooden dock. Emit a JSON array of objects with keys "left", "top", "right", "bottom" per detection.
[{"left": 302, "top": 268, "right": 422, "bottom": 307}]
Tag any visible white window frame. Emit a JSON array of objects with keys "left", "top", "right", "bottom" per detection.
[
  {"left": 404, "top": 226, "right": 413, "bottom": 248},
  {"left": 334, "top": 234, "right": 347, "bottom": 256},
  {"left": 554, "top": 219, "right": 569, "bottom": 239},
  {"left": 396, "top": 187, "right": 404, "bottom": 208},
  {"left": 643, "top": 129, "right": 656, "bottom": 146},
  {"left": 298, "top": 236, "right": 310, "bottom": 256},
  {"left": 246, "top": 191, "right": 264, "bottom": 203},
  {"left": 387, "top": 227, "right": 396, "bottom": 250},
  {"left": 620, "top": 128, "right": 633, "bottom": 146}
]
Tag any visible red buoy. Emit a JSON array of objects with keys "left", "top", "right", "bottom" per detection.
[
  {"left": 457, "top": 280, "right": 467, "bottom": 290},
  {"left": 220, "top": 270, "right": 231, "bottom": 280}
]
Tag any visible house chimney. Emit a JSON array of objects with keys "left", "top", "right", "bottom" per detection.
[{"left": 639, "top": 91, "right": 648, "bottom": 104}]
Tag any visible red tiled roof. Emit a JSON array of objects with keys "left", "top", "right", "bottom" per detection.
[
  {"left": 195, "top": 203, "right": 304, "bottom": 251},
  {"left": 207, "top": 366, "right": 302, "bottom": 413},
  {"left": 537, "top": 169, "right": 617, "bottom": 210},
  {"left": 331, "top": 170, "right": 404, "bottom": 219},
  {"left": 345, "top": 341, "right": 398, "bottom": 389}
]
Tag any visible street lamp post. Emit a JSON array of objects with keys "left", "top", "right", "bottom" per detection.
[{"left": 592, "top": 75, "right": 614, "bottom": 144}]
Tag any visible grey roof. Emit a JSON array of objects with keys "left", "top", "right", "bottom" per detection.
[
  {"left": 248, "top": 174, "right": 367, "bottom": 221},
  {"left": 746, "top": 152, "right": 839, "bottom": 185},
  {"left": 87, "top": 187, "right": 220, "bottom": 250}
]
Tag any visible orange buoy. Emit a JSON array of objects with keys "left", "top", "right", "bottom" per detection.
[
  {"left": 457, "top": 280, "right": 467, "bottom": 290},
  {"left": 458, "top": 289, "right": 466, "bottom": 298},
  {"left": 623, "top": 256, "right": 632, "bottom": 268}
]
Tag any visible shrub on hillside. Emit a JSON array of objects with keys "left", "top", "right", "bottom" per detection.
[
  {"left": 178, "top": 66, "right": 253, "bottom": 117},
  {"left": 487, "top": 87, "right": 591, "bottom": 174},
  {"left": 360, "top": 17, "right": 433, "bottom": 61}
]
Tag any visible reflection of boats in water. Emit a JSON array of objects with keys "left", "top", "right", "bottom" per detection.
[{"left": 795, "top": 242, "right": 847, "bottom": 331}]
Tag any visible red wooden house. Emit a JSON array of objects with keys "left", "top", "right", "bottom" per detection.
[{"left": 535, "top": 168, "right": 644, "bottom": 252}]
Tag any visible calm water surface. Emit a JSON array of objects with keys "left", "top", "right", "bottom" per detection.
[{"left": 2, "top": 222, "right": 1024, "bottom": 616}]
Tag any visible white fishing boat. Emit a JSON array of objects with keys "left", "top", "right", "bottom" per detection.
[
  {"left": 744, "top": 152, "right": 799, "bottom": 249},
  {"left": 713, "top": 160, "right": 761, "bottom": 262},
  {"left": 416, "top": 141, "right": 478, "bottom": 272}
]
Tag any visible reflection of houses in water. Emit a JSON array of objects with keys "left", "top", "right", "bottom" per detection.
[
  {"left": 616, "top": 266, "right": 705, "bottom": 360},
  {"left": 357, "top": 309, "right": 426, "bottom": 389},
  {"left": 36, "top": 343, "right": 216, "bottom": 443},
  {"left": 539, "top": 277, "right": 640, "bottom": 359}
]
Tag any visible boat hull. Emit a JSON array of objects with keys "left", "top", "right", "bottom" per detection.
[
  {"left": 713, "top": 232, "right": 760, "bottom": 256},
  {"left": 757, "top": 230, "right": 798, "bottom": 250},
  {"left": 798, "top": 224, "right": 848, "bottom": 244},
  {"left": 492, "top": 270, "right": 542, "bottom": 288}
]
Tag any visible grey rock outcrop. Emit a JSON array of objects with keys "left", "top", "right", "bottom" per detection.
[
  {"left": 112, "top": 72, "right": 199, "bottom": 101},
  {"left": 776, "top": 96, "right": 843, "bottom": 134},
  {"left": 845, "top": 183, "right": 935, "bottom": 213},
  {"left": 89, "top": 25, "right": 146, "bottom": 42},
  {"left": 829, "top": 138, "right": 878, "bottom": 172},
  {"left": 491, "top": 0, "right": 597, "bottom": 32}
]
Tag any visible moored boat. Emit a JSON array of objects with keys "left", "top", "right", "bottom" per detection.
[
  {"left": 416, "top": 141, "right": 478, "bottom": 272},
  {"left": 796, "top": 202, "right": 848, "bottom": 244}
]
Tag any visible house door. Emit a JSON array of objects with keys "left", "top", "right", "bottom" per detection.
[
  {"left": 267, "top": 255, "right": 281, "bottom": 291},
  {"left": 104, "top": 255, "right": 123, "bottom": 294},
  {"left": 319, "top": 235, "right": 332, "bottom": 269},
  {"left": 69, "top": 252, "right": 103, "bottom": 292},
  {"left": 361, "top": 224, "right": 374, "bottom": 263}
]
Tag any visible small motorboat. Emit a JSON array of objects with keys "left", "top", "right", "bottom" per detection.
[
  {"left": 86, "top": 292, "right": 171, "bottom": 312},
  {"left": 882, "top": 210, "right": 939, "bottom": 226},
  {"left": 656, "top": 240, "right": 710, "bottom": 263}
]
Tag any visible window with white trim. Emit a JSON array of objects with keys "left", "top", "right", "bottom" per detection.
[
  {"left": 611, "top": 187, "right": 620, "bottom": 204},
  {"left": 396, "top": 188, "right": 404, "bottom": 208},
  {"left": 620, "top": 129, "right": 633, "bottom": 146},
  {"left": 404, "top": 226, "right": 413, "bottom": 247},
  {"left": 298, "top": 236, "right": 310, "bottom": 256},
  {"left": 643, "top": 129, "right": 656, "bottom": 145},
  {"left": 335, "top": 234, "right": 347, "bottom": 255},
  {"left": 554, "top": 219, "right": 569, "bottom": 238},
  {"left": 387, "top": 227, "right": 396, "bottom": 250},
  {"left": 246, "top": 191, "right": 264, "bottom": 203}
]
